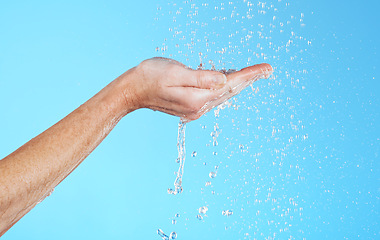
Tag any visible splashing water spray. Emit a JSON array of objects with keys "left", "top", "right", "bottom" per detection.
[{"left": 157, "top": 229, "right": 177, "bottom": 240}]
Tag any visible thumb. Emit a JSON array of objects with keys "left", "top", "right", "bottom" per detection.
[{"left": 194, "top": 70, "right": 227, "bottom": 89}]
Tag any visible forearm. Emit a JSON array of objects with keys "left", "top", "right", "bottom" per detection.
[
  {"left": 0, "top": 69, "right": 136, "bottom": 235},
  {"left": 0, "top": 57, "right": 272, "bottom": 236}
]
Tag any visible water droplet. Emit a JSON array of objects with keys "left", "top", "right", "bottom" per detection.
[
  {"left": 175, "top": 213, "right": 180, "bottom": 218},
  {"left": 170, "top": 232, "right": 177, "bottom": 239},
  {"left": 191, "top": 151, "right": 197, "bottom": 157},
  {"left": 199, "top": 206, "right": 208, "bottom": 214},
  {"left": 157, "top": 229, "right": 169, "bottom": 240},
  {"left": 222, "top": 210, "right": 233, "bottom": 217},
  {"left": 37, "top": 188, "right": 55, "bottom": 204},
  {"left": 205, "top": 181, "right": 211, "bottom": 186},
  {"left": 209, "top": 171, "right": 217, "bottom": 178},
  {"left": 47, "top": 188, "right": 54, "bottom": 197},
  {"left": 211, "top": 123, "right": 221, "bottom": 146},
  {"left": 172, "top": 219, "right": 176, "bottom": 225},
  {"left": 196, "top": 214, "right": 203, "bottom": 220}
]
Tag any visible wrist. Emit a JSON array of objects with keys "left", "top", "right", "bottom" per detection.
[{"left": 103, "top": 67, "right": 142, "bottom": 119}]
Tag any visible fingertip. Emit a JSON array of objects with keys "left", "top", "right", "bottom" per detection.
[
  {"left": 237, "top": 63, "right": 274, "bottom": 80},
  {"left": 257, "top": 63, "right": 273, "bottom": 71},
  {"left": 258, "top": 63, "right": 274, "bottom": 79}
]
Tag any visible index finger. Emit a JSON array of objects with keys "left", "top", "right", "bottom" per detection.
[
  {"left": 226, "top": 63, "right": 273, "bottom": 85},
  {"left": 197, "top": 63, "right": 273, "bottom": 116},
  {"left": 222, "top": 63, "right": 273, "bottom": 98}
]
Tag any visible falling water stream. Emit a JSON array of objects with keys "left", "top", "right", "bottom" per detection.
[{"left": 167, "top": 120, "right": 186, "bottom": 195}]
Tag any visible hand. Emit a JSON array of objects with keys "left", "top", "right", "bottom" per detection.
[{"left": 123, "top": 57, "right": 273, "bottom": 121}]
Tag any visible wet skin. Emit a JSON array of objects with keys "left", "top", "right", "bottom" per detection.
[{"left": 0, "top": 57, "right": 272, "bottom": 235}]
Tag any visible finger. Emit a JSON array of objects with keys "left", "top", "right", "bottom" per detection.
[
  {"left": 195, "top": 70, "right": 227, "bottom": 89},
  {"left": 197, "top": 63, "right": 273, "bottom": 114},
  {"left": 222, "top": 63, "right": 273, "bottom": 98},
  {"left": 164, "top": 63, "right": 273, "bottom": 121},
  {"left": 150, "top": 57, "right": 187, "bottom": 68},
  {"left": 226, "top": 63, "right": 273, "bottom": 86},
  {"left": 176, "top": 63, "right": 271, "bottom": 90},
  {"left": 163, "top": 86, "right": 222, "bottom": 121},
  {"left": 167, "top": 87, "right": 214, "bottom": 111},
  {"left": 172, "top": 68, "right": 227, "bottom": 90}
]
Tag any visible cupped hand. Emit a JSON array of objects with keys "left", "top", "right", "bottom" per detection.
[{"left": 126, "top": 57, "right": 273, "bottom": 121}]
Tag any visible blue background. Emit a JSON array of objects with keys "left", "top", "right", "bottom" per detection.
[{"left": 0, "top": 0, "right": 378, "bottom": 239}]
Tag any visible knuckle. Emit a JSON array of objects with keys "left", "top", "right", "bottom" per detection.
[
  {"left": 137, "top": 59, "right": 151, "bottom": 69},
  {"left": 196, "top": 71, "right": 207, "bottom": 88},
  {"left": 195, "top": 71, "right": 202, "bottom": 87}
]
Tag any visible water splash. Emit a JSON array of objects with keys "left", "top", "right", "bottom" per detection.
[
  {"left": 191, "top": 151, "right": 197, "bottom": 157},
  {"left": 198, "top": 206, "right": 208, "bottom": 215},
  {"left": 197, "top": 206, "right": 208, "bottom": 220},
  {"left": 157, "top": 229, "right": 177, "bottom": 240},
  {"left": 169, "top": 232, "right": 177, "bottom": 239},
  {"left": 209, "top": 165, "right": 219, "bottom": 179},
  {"left": 154, "top": 1, "right": 313, "bottom": 239},
  {"left": 209, "top": 171, "right": 217, "bottom": 178},
  {"left": 157, "top": 229, "right": 169, "bottom": 240},
  {"left": 211, "top": 123, "right": 221, "bottom": 146},
  {"left": 168, "top": 120, "right": 186, "bottom": 195},
  {"left": 222, "top": 210, "right": 233, "bottom": 217}
]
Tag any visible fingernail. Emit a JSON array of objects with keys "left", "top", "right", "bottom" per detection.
[
  {"left": 261, "top": 65, "right": 274, "bottom": 79},
  {"left": 213, "top": 74, "right": 227, "bottom": 85}
]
